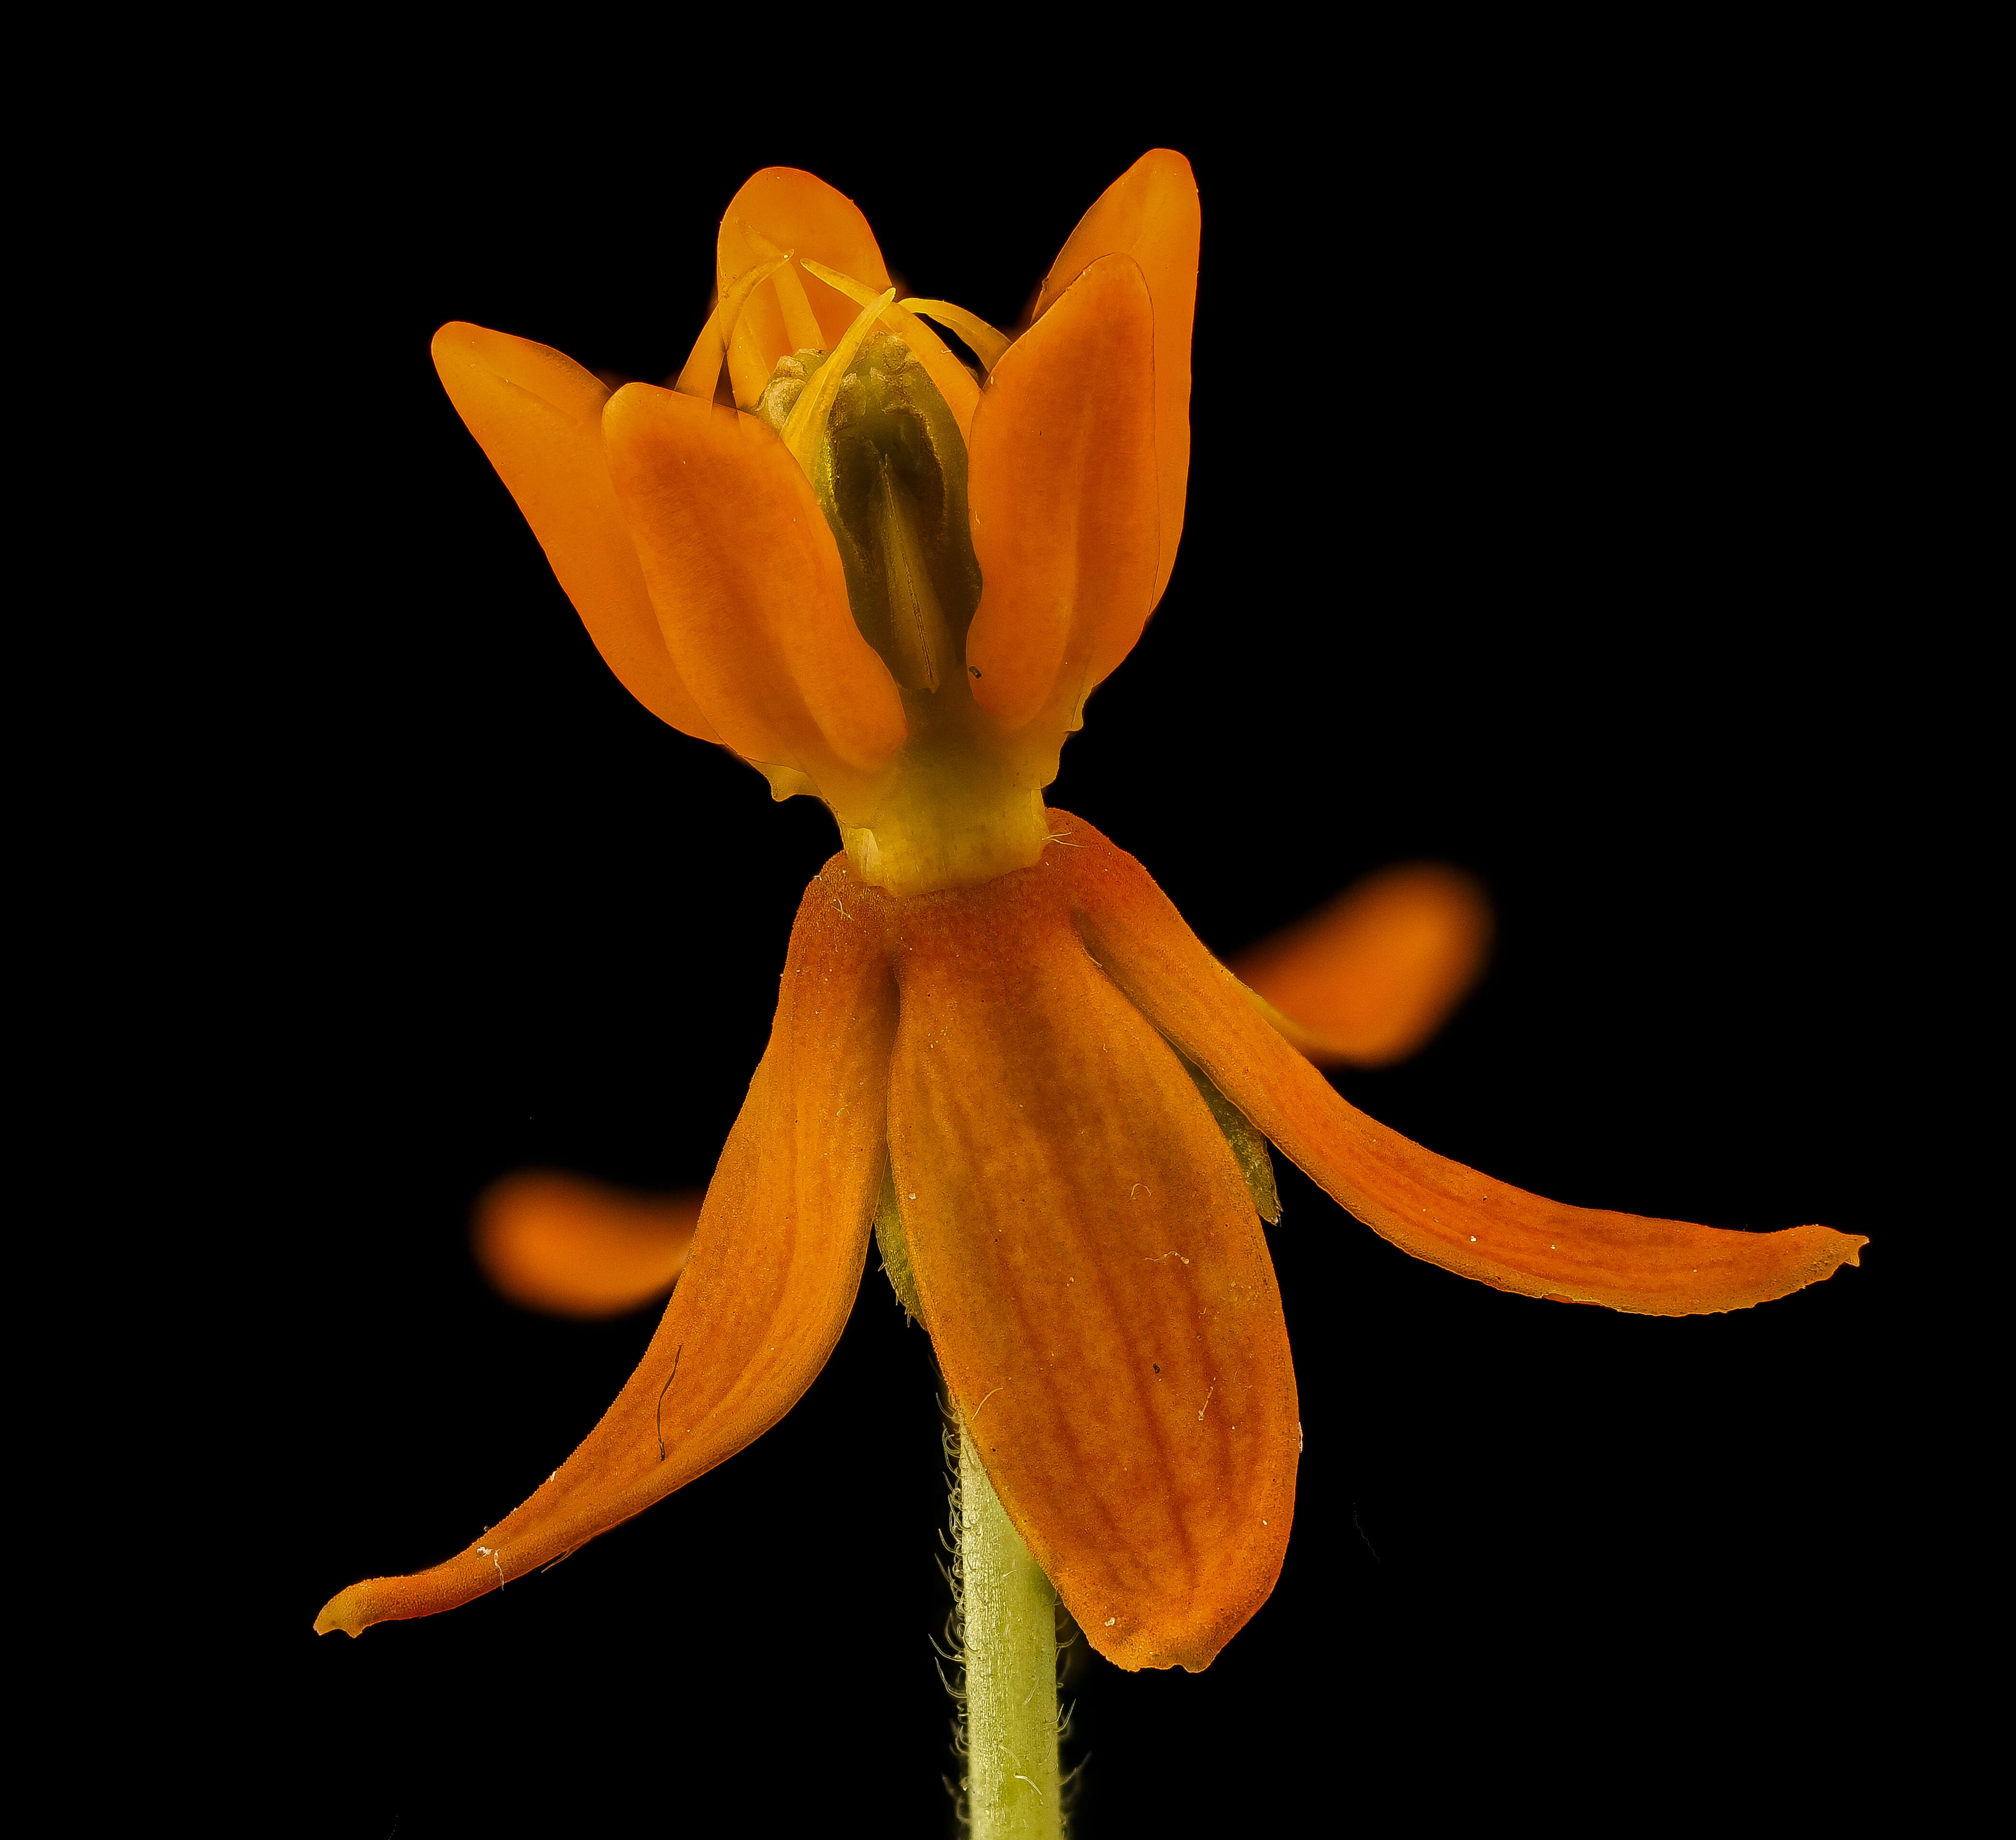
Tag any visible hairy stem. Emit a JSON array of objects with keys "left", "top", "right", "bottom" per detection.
[{"left": 959, "top": 1425, "right": 1062, "bottom": 1839}]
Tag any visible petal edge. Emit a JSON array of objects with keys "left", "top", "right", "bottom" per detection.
[{"left": 1056, "top": 816, "right": 1867, "bottom": 1317}]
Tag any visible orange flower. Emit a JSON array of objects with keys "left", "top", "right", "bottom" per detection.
[{"left": 315, "top": 154, "right": 1864, "bottom": 1671}]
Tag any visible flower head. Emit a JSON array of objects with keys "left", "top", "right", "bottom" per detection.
[
  {"left": 317, "top": 155, "right": 1864, "bottom": 1670},
  {"left": 428, "top": 154, "right": 1194, "bottom": 897}
]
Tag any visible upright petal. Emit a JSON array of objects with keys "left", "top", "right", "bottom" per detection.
[
  {"left": 1035, "top": 150, "right": 1200, "bottom": 608},
  {"left": 1058, "top": 816, "right": 1867, "bottom": 1316},
  {"left": 885, "top": 858, "right": 1297, "bottom": 1673},
  {"left": 601, "top": 384, "right": 906, "bottom": 809},
  {"left": 717, "top": 168, "right": 892, "bottom": 409},
  {"left": 965, "top": 255, "right": 1160, "bottom": 734},
  {"left": 431, "top": 323, "right": 721, "bottom": 742},
  {"left": 315, "top": 864, "right": 897, "bottom": 1636}
]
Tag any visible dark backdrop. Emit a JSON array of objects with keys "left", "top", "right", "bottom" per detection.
[{"left": 198, "top": 86, "right": 1928, "bottom": 1838}]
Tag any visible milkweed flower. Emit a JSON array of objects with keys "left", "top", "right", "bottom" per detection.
[{"left": 316, "top": 154, "right": 1864, "bottom": 1674}]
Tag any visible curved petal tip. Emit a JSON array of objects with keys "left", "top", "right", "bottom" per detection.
[{"left": 313, "top": 1588, "right": 367, "bottom": 1638}]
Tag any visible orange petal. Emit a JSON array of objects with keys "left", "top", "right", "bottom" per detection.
[
  {"left": 965, "top": 255, "right": 1160, "bottom": 734},
  {"left": 716, "top": 169, "right": 893, "bottom": 411},
  {"left": 1231, "top": 864, "right": 1495, "bottom": 1067},
  {"left": 600, "top": 384, "right": 906, "bottom": 803},
  {"left": 885, "top": 860, "right": 1297, "bottom": 1674},
  {"left": 1056, "top": 815, "right": 1867, "bottom": 1317},
  {"left": 430, "top": 323, "right": 722, "bottom": 743},
  {"left": 1034, "top": 150, "right": 1199, "bottom": 609},
  {"left": 315, "top": 865, "right": 897, "bottom": 1636},
  {"left": 671, "top": 256, "right": 788, "bottom": 402},
  {"left": 472, "top": 1171, "right": 701, "bottom": 1319}
]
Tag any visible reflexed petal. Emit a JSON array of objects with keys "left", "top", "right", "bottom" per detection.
[
  {"left": 430, "top": 323, "right": 721, "bottom": 742},
  {"left": 965, "top": 255, "right": 1160, "bottom": 734},
  {"left": 1231, "top": 864, "right": 1494, "bottom": 1067},
  {"left": 314, "top": 867, "right": 897, "bottom": 1636},
  {"left": 1035, "top": 150, "right": 1200, "bottom": 608},
  {"left": 601, "top": 384, "right": 906, "bottom": 804},
  {"left": 472, "top": 1171, "right": 701, "bottom": 1319},
  {"left": 717, "top": 168, "right": 892, "bottom": 409},
  {"left": 885, "top": 860, "right": 1297, "bottom": 1674},
  {"left": 1057, "top": 816, "right": 1868, "bottom": 1316}
]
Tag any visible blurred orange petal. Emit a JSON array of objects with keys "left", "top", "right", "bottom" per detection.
[
  {"left": 472, "top": 1172, "right": 702, "bottom": 1319},
  {"left": 1034, "top": 150, "right": 1199, "bottom": 609},
  {"left": 600, "top": 383, "right": 907, "bottom": 804},
  {"left": 1063, "top": 818, "right": 1867, "bottom": 1317},
  {"left": 430, "top": 323, "right": 722, "bottom": 743},
  {"left": 316, "top": 868, "right": 897, "bottom": 1636},
  {"left": 965, "top": 254, "right": 1160, "bottom": 734},
  {"left": 1231, "top": 864, "right": 1494, "bottom": 1067}
]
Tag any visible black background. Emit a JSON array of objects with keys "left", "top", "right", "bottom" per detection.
[{"left": 184, "top": 76, "right": 1942, "bottom": 1838}]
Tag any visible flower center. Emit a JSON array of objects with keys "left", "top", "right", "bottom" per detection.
[{"left": 755, "top": 313, "right": 1052, "bottom": 897}]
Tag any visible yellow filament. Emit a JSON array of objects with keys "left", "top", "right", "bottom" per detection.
[
  {"left": 780, "top": 286, "right": 896, "bottom": 476},
  {"left": 899, "top": 299, "right": 1013, "bottom": 373},
  {"left": 735, "top": 221, "right": 826, "bottom": 354},
  {"left": 801, "top": 258, "right": 903, "bottom": 326},
  {"left": 800, "top": 260, "right": 982, "bottom": 439},
  {"left": 672, "top": 256, "right": 789, "bottom": 400}
]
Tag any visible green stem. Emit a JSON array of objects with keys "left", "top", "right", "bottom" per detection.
[{"left": 958, "top": 1425, "right": 1062, "bottom": 1839}]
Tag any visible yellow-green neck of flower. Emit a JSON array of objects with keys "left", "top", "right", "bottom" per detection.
[{"left": 758, "top": 321, "right": 1051, "bottom": 898}]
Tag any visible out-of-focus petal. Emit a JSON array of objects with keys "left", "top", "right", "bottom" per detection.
[
  {"left": 1057, "top": 815, "right": 1868, "bottom": 1316},
  {"left": 1231, "top": 864, "right": 1494, "bottom": 1067},
  {"left": 315, "top": 867, "right": 896, "bottom": 1637},
  {"left": 717, "top": 168, "right": 892, "bottom": 409},
  {"left": 886, "top": 858, "right": 1296, "bottom": 1675},
  {"left": 1034, "top": 150, "right": 1199, "bottom": 609},
  {"left": 601, "top": 384, "right": 906, "bottom": 803},
  {"left": 472, "top": 1171, "right": 701, "bottom": 1319},
  {"left": 965, "top": 255, "right": 1159, "bottom": 734},
  {"left": 431, "top": 323, "right": 722, "bottom": 742}
]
